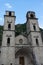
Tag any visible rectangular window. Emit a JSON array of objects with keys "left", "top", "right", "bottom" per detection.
[
  {"left": 36, "top": 38, "right": 39, "bottom": 46},
  {"left": 33, "top": 25, "right": 36, "bottom": 31},
  {"left": 0, "top": 42, "right": 2, "bottom": 47},
  {"left": 0, "top": 50, "right": 1, "bottom": 54},
  {"left": 10, "top": 63, "right": 12, "bottom": 65},
  {"left": 7, "top": 38, "right": 10, "bottom": 46},
  {"left": 8, "top": 24, "right": 11, "bottom": 30}
]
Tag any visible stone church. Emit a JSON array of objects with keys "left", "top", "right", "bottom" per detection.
[{"left": 0, "top": 11, "right": 43, "bottom": 65}]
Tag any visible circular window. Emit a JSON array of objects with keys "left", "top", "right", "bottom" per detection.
[{"left": 19, "top": 39, "right": 23, "bottom": 44}]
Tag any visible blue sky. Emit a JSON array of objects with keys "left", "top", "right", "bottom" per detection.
[{"left": 0, "top": 0, "right": 43, "bottom": 28}]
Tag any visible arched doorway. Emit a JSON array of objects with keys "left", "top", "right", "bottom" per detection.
[{"left": 15, "top": 47, "right": 34, "bottom": 65}]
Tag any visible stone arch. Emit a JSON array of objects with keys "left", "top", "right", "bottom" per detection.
[{"left": 15, "top": 47, "right": 35, "bottom": 65}]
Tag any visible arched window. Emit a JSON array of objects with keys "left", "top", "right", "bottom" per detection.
[
  {"left": 7, "top": 38, "right": 10, "bottom": 46},
  {"left": 30, "top": 14, "right": 34, "bottom": 18},
  {"left": 33, "top": 25, "right": 36, "bottom": 31},
  {"left": 8, "top": 24, "right": 11, "bottom": 30},
  {"left": 36, "top": 38, "right": 39, "bottom": 46}
]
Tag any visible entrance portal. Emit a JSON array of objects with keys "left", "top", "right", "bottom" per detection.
[{"left": 19, "top": 57, "right": 24, "bottom": 65}]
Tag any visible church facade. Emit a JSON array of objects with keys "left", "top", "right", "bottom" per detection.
[{"left": 0, "top": 11, "right": 43, "bottom": 65}]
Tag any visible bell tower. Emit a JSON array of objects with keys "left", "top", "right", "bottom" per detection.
[
  {"left": 26, "top": 11, "right": 43, "bottom": 65},
  {"left": 1, "top": 11, "right": 16, "bottom": 65}
]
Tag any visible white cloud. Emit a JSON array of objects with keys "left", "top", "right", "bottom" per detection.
[{"left": 5, "top": 3, "right": 12, "bottom": 8}]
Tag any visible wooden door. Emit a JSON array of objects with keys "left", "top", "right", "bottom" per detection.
[{"left": 19, "top": 57, "right": 24, "bottom": 65}]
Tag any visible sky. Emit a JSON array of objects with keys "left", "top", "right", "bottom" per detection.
[{"left": 0, "top": 0, "right": 43, "bottom": 28}]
